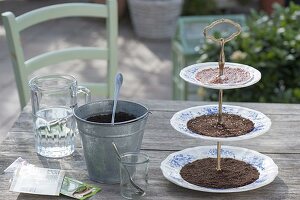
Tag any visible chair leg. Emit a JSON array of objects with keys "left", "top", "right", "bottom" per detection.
[
  {"left": 171, "top": 46, "right": 189, "bottom": 101},
  {"left": 178, "top": 56, "right": 188, "bottom": 101},
  {"left": 172, "top": 48, "right": 179, "bottom": 100}
]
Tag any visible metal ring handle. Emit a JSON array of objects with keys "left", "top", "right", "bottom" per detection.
[{"left": 203, "top": 18, "right": 242, "bottom": 43}]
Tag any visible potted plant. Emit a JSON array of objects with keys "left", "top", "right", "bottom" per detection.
[
  {"left": 128, "top": 0, "right": 183, "bottom": 39},
  {"left": 90, "top": 0, "right": 127, "bottom": 18},
  {"left": 260, "top": 0, "right": 285, "bottom": 14},
  {"left": 182, "top": 0, "right": 217, "bottom": 15}
]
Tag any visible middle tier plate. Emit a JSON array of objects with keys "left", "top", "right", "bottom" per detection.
[
  {"left": 170, "top": 105, "right": 271, "bottom": 142},
  {"left": 180, "top": 62, "right": 261, "bottom": 89}
]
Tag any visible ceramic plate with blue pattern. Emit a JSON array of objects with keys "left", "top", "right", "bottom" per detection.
[
  {"left": 180, "top": 62, "right": 261, "bottom": 90},
  {"left": 160, "top": 145, "right": 278, "bottom": 193},
  {"left": 170, "top": 104, "right": 271, "bottom": 142}
]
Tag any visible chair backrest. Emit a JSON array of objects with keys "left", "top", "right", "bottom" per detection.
[{"left": 2, "top": 1, "right": 118, "bottom": 109}]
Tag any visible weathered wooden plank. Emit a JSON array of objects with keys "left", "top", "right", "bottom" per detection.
[
  {"left": 3, "top": 127, "right": 299, "bottom": 154},
  {"left": 12, "top": 101, "right": 300, "bottom": 132},
  {"left": 7, "top": 109, "right": 300, "bottom": 153},
  {"left": 3, "top": 127, "right": 299, "bottom": 155},
  {"left": 0, "top": 150, "right": 299, "bottom": 200},
  {"left": 137, "top": 100, "right": 300, "bottom": 113},
  {"left": 12, "top": 105, "right": 300, "bottom": 129},
  {"left": 11, "top": 111, "right": 300, "bottom": 133},
  {"left": 9, "top": 124, "right": 300, "bottom": 154},
  {"left": 20, "top": 99, "right": 300, "bottom": 113}
]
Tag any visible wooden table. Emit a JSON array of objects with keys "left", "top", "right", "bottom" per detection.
[{"left": 0, "top": 100, "right": 299, "bottom": 199}]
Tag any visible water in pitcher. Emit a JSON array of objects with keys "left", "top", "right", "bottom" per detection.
[{"left": 33, "top": 106, "right": 76, "bottom": 158}]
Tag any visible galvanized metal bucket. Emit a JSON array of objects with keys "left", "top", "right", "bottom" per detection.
[{"left": 74, "top": 100, "right": 149, "bottom": 184}]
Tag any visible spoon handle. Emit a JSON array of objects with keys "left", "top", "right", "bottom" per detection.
[
  {"left": 111, "top": 73, "right": 123, "bottom": 124},
  {"left": 112, "top": 142, "right": 121, "bottom": 160},
  {"left": 111, "top": 142, "right": 145, "bottom": 196}
]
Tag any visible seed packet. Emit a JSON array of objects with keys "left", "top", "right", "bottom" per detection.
[
  {"left": 60, "top": 176, "right": 101, "bottom": 199},
  {"left": 9, "top": 165, "right": 65, "bottom": 196},
  {"left": 4, "top": 157, "right": 34, "bottom": 174}
]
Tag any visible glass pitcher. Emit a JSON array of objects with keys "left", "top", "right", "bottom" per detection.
[{"left": 29, "top": 74, "right": 91, "bottom": 158}]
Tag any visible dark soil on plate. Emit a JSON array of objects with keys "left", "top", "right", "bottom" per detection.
[
  {"left": 86, "top": 112, "right": 136, "bottom": 123},
  {"left": 180, "top": 158, "right": 260, "bottom": 189},
  {"left": 187, "top": 113, "right": 254, "bottom": 137},
  {"left": 195, "top": 67, "right": 252, "bottom": 85}
]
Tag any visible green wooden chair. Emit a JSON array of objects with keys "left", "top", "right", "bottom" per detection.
[
  {"left": 1, "top": 1, "right": 118, "bottom": 109},
  {"left": 172, "top": 15, "right": 246, "bottom": 100}
]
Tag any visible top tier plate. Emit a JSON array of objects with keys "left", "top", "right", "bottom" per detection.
[{"left": 180, "top": 62, "right": 261, "bottom": 90}]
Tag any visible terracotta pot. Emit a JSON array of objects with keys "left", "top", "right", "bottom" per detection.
[
  {"left": 260, "top": 0, "right": 285, "bottom": 14},
  {"left": 90, "top": 0, "right": 127, "bottom": 18}
]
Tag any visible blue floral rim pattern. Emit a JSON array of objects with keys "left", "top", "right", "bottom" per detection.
[
  {"left": 170, "top": 105, "right": 271, "bottom": 142},
  {"left": 160, "top": 146, "right": 278, "bottom": 193}
]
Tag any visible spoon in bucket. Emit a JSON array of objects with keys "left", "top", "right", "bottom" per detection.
[
  {"left": 112, "top": 142, "right": 146, "bottom": 196},
  {"left": 111, "top": 73, "right": 123, "bottom": 125}
]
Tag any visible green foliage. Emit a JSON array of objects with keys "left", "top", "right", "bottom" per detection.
[
  {"left": 199, "top": 3, "right": 300, "bottom": 103},
  {"left": 182, "top": 0, "right": 217, "bottom": 16}
]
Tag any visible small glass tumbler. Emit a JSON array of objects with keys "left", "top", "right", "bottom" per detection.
[{"left": 120, "top": 152, "right": 149, "bottom": 199}]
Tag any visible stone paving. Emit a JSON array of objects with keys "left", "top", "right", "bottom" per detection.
[{"left": 0, "top": 0, "right": 173, "bottom": 142}]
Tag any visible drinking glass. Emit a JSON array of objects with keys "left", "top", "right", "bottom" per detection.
[
  {"left": 120, "top": 152, "right": 149, "bottom": 199},
  {"left": 29, "top": 74, "right": 91, "bottom": 158}
]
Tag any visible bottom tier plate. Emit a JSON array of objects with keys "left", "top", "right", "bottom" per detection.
[{"left": 160, "top": 146, "right": 278, "bottom": 193}]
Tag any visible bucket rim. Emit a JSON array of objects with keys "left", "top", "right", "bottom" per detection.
[{"left": 74, "top": 100, "right": 149, "bottom": 126}]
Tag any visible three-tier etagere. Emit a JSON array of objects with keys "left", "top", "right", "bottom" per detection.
[{"left": 161, "top": 19, "right": 278, "bottom": 193}]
